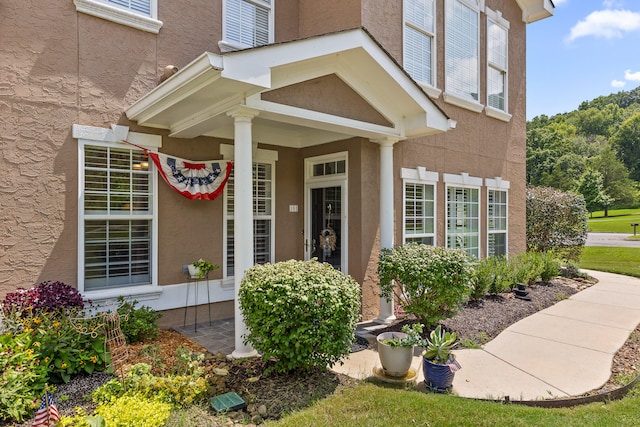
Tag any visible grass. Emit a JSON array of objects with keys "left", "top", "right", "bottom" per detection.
[
  {"left": 580, "top": 246, "right": 640, "bottom": 278},
  {"left": 587, "top": 208, "right": 640, "bottom": 234},
  {"left": 267, "top": 382, "right": 640, "bottom": 427}
]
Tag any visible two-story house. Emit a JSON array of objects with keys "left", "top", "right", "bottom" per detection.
[{"left": 0, "top": 0, "right": 553, "bottom": 356}]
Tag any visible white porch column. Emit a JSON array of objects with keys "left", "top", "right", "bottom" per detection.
[
  {"left": 377, "top": 138, "right": 398, "bottom": 323},
  {"left": 229, "top": 107, "right": 259, "bottom": 359}
]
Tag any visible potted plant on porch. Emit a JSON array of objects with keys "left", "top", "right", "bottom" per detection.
[
  {"left": 188, "top": 258, "right": 218, "bottom": 279},
  {"left": 422, "top": 325, "right": 460, "bottom": 392},
  {"left": 377, "top": 323, "right": 426, "bottom": 377}
]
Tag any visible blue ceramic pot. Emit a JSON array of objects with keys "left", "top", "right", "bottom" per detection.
[{"left": 422, "top": 357, "right": 455, "bottom": 392}]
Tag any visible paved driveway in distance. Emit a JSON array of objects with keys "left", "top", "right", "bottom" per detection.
[{"left": 586, "top": 232, "right": 640, "bottom": 247}]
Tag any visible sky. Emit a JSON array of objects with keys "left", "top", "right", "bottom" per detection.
[{"left": 526, "top": 0, "right": 640, "bottom": 120}]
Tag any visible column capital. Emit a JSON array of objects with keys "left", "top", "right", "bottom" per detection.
[
  {"left": 371, "top": 136, "right": 402, "bottom": 146},
  {"left": 227, "top": 106, "right": 260, "bottom": 120}
]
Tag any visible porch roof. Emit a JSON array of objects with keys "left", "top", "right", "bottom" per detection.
[{"left": 125, "top": 28, "right": 452, "bottom": 148}]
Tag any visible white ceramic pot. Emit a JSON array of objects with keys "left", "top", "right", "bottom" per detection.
[
  {"left": 188, "top": 264, "right": 201, "bottom": 279},
  {"left": 377, "top": 332, "right": 413, "bottom": 377}
]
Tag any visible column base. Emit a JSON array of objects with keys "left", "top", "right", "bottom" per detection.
[
  {"left": 228, "top": 348, "right": 259, "bottom": 360},
  {"left": 374, "top": 314, "right": 397, "bottom": 325}
]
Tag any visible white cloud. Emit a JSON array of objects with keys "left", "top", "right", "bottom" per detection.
[
  {"left": 624, "top": 69, "right": 640, "bottom": 81},
  {"left": 603, "top": 0, "right": 624, "bottom": 8},
  {"left": 567, "top": 10, "right": 640, "bottom": 41},
  {"left": 611, "top": 80, "right": 627, "bottom": 88}
]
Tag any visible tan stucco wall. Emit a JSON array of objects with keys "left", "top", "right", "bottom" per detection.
[{"left": 1, "top": 0, "right": 530, "bottom": 326}]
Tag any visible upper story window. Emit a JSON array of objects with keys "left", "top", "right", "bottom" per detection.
[
  {"left": 74, "top": 0, "right": 162, "bottom": 33},
  {"left": 486, "top": 9, "right": 512, "bottom": 121},
  {"left": 222, "top": 0, "right": 273, "bottom": 51},
  {"left": 444, "top": 0, "right": 482, "bottom": 112},
  {"left": 403, "top": 0, "right": 439, "bottom": 96}
]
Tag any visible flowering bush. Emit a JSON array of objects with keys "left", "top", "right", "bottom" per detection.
[
  {"left": 1, "top": 281, "right": 85, "bottom": 316},
  {"left": 379, "top": 244, "right": 474, "bottom": 327},
  {"left": 239, "top": 259, "right": 361, "bottom": 373},
  {"left": 0, "top": 331, "right": 48, "bottom": 422}
]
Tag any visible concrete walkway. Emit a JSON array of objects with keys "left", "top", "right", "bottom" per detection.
[{"left": 334, "top": 270, "right": 640, "bottom": 401}]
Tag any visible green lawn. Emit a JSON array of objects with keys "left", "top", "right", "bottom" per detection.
[
  {"left": 267, "top": 382, "right": 640, "bottom": 427},
  {"left": 587, "top": 208, "right": 640, "bottom": 233},
  {"left": 580, "top": 246, "right": 640, "bottom": 278}
]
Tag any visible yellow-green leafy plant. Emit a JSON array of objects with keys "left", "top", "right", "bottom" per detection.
[
  {"left": 94, "top": 394, "right": 171, "bottom": 427},
  {"left": 239, "top": 259, "right": 361, "bottom": 373},
  {"left": 423, "top": 325, "right": 458, "bottom": 364}
]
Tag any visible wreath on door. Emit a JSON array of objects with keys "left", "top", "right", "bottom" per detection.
[{"left": 319, "top": 225, "right": 337, "bottom": 257}]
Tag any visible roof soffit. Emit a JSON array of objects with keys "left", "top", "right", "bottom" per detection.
[
  {"left": 516, "top": 0, "right": 555, "bottom": 23},
  {"left": 125, "top": 28, "right": 450, "bottom": 146}
]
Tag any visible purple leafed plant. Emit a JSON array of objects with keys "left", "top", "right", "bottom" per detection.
[{"left": 1, "top": 281, "right": 86, "bottom": 315}]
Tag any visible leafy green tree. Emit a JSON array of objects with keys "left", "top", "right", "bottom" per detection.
[
  {"left": 610, "top": 112, "right": 640, "bottom": 181},
  {"left": 590, "top": 146, "right": 638, "bottom": 210},
  {"left": 577, "top": 169, "right": 607, "bottom": 215}
]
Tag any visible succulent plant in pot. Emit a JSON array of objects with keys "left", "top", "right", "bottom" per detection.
[
  {"left": 377, "top": 323, "right": 426, "bottom": 377},
  {"left": 422, "top": 325, "right": 460, "bottom": 392}
]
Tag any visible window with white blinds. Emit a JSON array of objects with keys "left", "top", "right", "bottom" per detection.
[
  {"left": 404, "top": 0, "right": 435, "bottom": 86},
  {"left": 225, "top": 162, "right": 274, "bottom": 276},
  {"left": 445, "top": 0, "right": 480, "bottom": 102},
  {"left": 106, "top": 0, "right": 151, "bottom": 16},
  {"left": 403, "top": 182, "right": 436, "bottom": 245},
  {"left": 487, "top": 189, "right": 508, "bottom": 257},
  {"left": 225, "top": 0, "right": 272, "bottom": 48},
  {"left": 82, "top": 145, "right": 153, "bottom": 290},
  {"left": 446, "top": 186, "right": 480, "bottom": 258},
  {"left": 487, "top": 17, "right": 508, "bottom": 112}
]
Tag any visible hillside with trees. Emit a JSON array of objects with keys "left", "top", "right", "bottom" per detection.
[{"left": 527, "top": 86, "right": 640, "bottom": 216}]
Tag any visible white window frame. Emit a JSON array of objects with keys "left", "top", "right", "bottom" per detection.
[
  {"left": 403, "top": 0, "right": 441, "bottom": 98},
  {"left": 74, "top": 0, "right": 163, "bottom": 34},
  {"left": 73, "top": 124, "right": 161, "bottom": 299},
  {"left": 401, "top": 167, "right": 438, "bottom": 245},
  {"left": 221, "top": 144, "right": 277, "bottom": 279},
  {"left": 486, "top": 177, "right": 510, "bottom": 257},
  {"left": 486, "top": 8, "right": 512, "bottom": 122},
  {"left": 444, "top": 172, "right": 482, "bottom": 258},
  {"left": 444, "top": 0, "right": 484, "bottom": 113},
  {"left": 220, "top": 0, "right": 274, "bottom": 52}
]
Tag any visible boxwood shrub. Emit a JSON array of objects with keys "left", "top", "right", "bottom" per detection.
[
  {"left": 378, "top": 244, "right": 474, "bottom": 328},
  {"left": 239, "top": 259, "right": 361, "bottom": 373}
]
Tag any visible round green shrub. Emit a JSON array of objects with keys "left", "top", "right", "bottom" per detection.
[
  {"left": 239, "top": 259, "right": 361, "bottom": 373},
  {"left": 378, "top": 244, "right": 474, "bottom": 328}
]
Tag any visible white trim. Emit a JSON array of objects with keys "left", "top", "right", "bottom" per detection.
[
  {"left": 485, "top": 177, "right": 510, "bottom": 190},
  {"left": 515, "top": 0, "right": 554, "bottom": 23},
  {"left": 75, "top": 124, "right": 160, "bottom": 298},
  {"left": 443, "top": 92, "right": 484, "bottom": 113},
  {"left": 443, "top": 172, "right": 483, "bottom": 187},
  {"left": 401, "top": 167, "right": 438, "bottom": 246},
  {"left": 485, "top": 106, "right": 512, "bottom": 122},
  {"left": 304, "top": 152, "right": 349, "bottom": 275},
  {"left": 74, "top": 0, "right": 163, "bottom": 34}
]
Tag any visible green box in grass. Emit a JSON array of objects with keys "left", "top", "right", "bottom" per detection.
[{"left": 210, "top": 392, "right": 246, "bottom": 412}]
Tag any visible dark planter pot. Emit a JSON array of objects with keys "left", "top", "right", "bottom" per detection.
[{"left": 422, "top": 357, "right": 455, "bottom": 392}]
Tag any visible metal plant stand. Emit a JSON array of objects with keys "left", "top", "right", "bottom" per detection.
[{"left": 184, "top": 273, "right": 212, "bottom": 332}]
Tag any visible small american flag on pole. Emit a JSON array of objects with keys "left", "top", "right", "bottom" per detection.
[
  {"left": 446, "top": 355, "right": 462, "bottom": 373},
  {"left": 32, "top": 390, "right": 60, "bottom": 427}
]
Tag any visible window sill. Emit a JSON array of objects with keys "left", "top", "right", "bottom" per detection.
[
  {"left": 485, "top": 106, "right": 512, "bottom": 122},
  {"left": 82, "top": 285, "right": 162, "bottom": 304},
  {"left": 443, "top": 92, "right": 484, "bottom": 113},
  {"left": 417, "top": 83, "right": 442, "bottom": 99},
  {"left": 74, "top": 0, "right": 163, "bottom": 34},
  {"left": 218, "top": 39, "right": 252, "bottom": 53}
]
